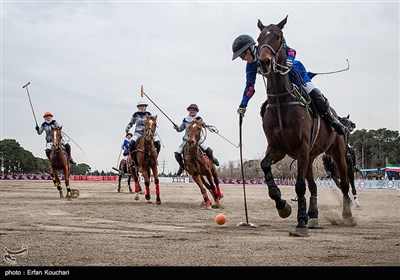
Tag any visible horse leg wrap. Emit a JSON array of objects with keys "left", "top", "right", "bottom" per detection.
[
  {"left": 307, "top": 196, "right": 318, "bottom": 220},
  {"left": 145, "top": 184, "right": 150, "bottom": 196},
  {"left": 203, "top": 193, "right": 211, "bottom": 206},
  {"left": 297, "top": 196, "right": 308, "bottom": 226},
  {"left": 155, "top": 184, "right": 160, "bottom": 196},
  {"left": 66, "top": 186, "right": 72, "bottom": 198},
  {"left": 216, "top": 185, "right": 223, "bottom": 198}
]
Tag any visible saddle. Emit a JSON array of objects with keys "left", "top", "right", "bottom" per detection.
[{"left": 259, "top": 83, "right": 320, "bottom": 151}]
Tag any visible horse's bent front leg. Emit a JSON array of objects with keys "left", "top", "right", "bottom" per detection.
[
  {"left": 193, "top": 175, "right": 212, "bottom": 209},
  {"left": 204, "top": 172, "right": 219, "bottom": 206},
  {"left": 51, "top": 169, "right": 63, "bottom": 198},
  {"left": 260, "top": 153, "right": 291, "bottom": 218},
  {"left": 211, "top": 167, "right": 223, "bottom": 199}
]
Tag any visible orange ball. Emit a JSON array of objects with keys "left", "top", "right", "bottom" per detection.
[{"left": 215, "top": 214, "right": 227, "bottom": 225}]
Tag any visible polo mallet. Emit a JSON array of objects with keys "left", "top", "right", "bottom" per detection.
[
  {"left": 112, "top": 135, "right": 126, "bottom": 174},
  {"left": 238, "top": 115, "right": 257, "bottom": 228},
  {"left": 206, "top": 125, "right": 239, "bottom": 148},
  {"left": 140, "top": 85, "right": 177, "bottom": 127},
  {"left": 309, "top": 59, "right": 350, "bottom": 77},
  {"left": 23, "top": 82, "right": 38, "bottom": 127}
]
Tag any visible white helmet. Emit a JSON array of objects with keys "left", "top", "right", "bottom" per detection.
[{"left": 136, "top": 100, "right": 148, "bottom": 107}]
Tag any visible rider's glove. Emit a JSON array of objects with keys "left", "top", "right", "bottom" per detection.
[
  {"left": 35, "top": 125, "right": 39, "bottom": 132},
  {"left": 173, "top": 124, "right": 179, "bottom": 131},
  {"left": 237, "top": 106, "right": 246, "bottom": 117}
]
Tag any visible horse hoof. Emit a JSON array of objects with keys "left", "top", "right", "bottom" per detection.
[
  {"left": 145, "top": 194, "right": 151, "bottom": 201},
  {"left": 117, "top": 187, "right": 121, "bottom": 193},
  {"left": 308, "top": 218, "right": 319, "bottom": 228},
  {"left": 278, "top": 202, "right": 292, "bottom": 218},
  {"left": 129, "top": 189, "right": 133, "bottom": 193},
  {"left": 134, "top": 193, "right": 139, "bottom": 200},
  {"left": 59, "top": 193, "right": 64, "bottom": 198},
  {"left": 211, "top": 203, "right": 220, "bottom": 209},
  {"left": 289, "top": 226, "right": 309, "bottom": 237},
  {"left": 156, "top": 200, "right": 161, "bottom": 205}
]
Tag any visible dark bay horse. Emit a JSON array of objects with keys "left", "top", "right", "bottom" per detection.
[
  {"left": 184, "top": 119, "right": 223, "bottom": 209},
  {"left": 257, "top": 17, "right": 352, "bottom": 235},
  {"left": 117, "top": 158, "right": 132, "bottom": 193},
  {"left": 133, "top": 115, "right": 161, "bottom": 204},
  {"left": 50, "top": 126, "right": 78, "bottom": 199},
  {"left": 322, "top": 115, "right": 360, "bottom": 207}
]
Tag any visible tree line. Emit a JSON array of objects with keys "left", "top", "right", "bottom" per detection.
[{"left": 1, "top": 128, "right": 399, "bottom": 178}]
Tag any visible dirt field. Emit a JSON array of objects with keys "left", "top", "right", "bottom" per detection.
[{"left": 1, "top": 180, "right": 399, "bottom": 268}]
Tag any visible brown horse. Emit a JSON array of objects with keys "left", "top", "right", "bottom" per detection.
[
  {"left": 49, "top": 126, "right": 78, "bottom": 199},
  {"left": 133, "top": 115, "right": 161, "bottom": 204},
  {"left": 184, "top": 119, "right": 223, "bottom": 209},
  {"left": 322, "top": 115, "right": 360, "bottom": 207},
  {"left": 257, "top": 16, "right": 352, "bottom": 235}
]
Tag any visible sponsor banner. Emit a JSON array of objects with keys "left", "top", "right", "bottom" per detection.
[{"left": 317, "top": 179, "right": 399, "bottom": 190}]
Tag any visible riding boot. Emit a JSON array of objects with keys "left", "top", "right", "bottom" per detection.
[
  {"left": 155, "top": 140, "right": 161, "bottom": 155},
  {"left": 205, "top": 147, "right": 220, "bottom": 166},
  {"left": 45, "top": 149, "right": 51, "bottom": 160},
  {"left": 309, "top": 88, "right": 346, "bottom": 135},
  {"left": 174, "top": 152, "right": 185, "bottom": 176},
  {"left": 64, "top": 143, "right": 76, "bottom": 164},
  {"left": 129, "top": 140, "right": 136, "bottom": 167},
  {"left": 260, "top": 99, "right": 268, "bottom": 118}
]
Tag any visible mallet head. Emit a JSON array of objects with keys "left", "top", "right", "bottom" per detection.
[
  {"left": 140, "top": 85, "right": 144, "bottom": 97},
  {"left": 23, "top": 82, "right": 31, "bottom": 88}
]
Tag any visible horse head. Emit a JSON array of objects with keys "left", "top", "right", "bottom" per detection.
[
  {"left": 187, "top": 119, "right": 203, "bottom": 147},
  {"left": 339, "top": 114, "right": 356, "bottom": 133},
  {"left": 257, "top": 16, "right": 288, "bottom": 75},
  {"left": 144, "top": 115, "right": 157, "bottom": 140},
  {"left": 51, "top": 126, "right": 63, "bottom": 149}
]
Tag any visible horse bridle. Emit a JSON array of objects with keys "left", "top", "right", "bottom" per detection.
[
  {"left": 52, "top": 129, "right": 61, "bottom": 149},
  {"left": 258, "top": 25, "right": 291, "bottom": 76}
]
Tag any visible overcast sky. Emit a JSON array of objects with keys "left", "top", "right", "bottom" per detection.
[{"left": 1, "top": 1, "right": 399, "bottom": 173}]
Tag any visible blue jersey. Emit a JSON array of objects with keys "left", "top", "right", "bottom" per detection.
[{"left": 239, "top": 44, "right": 313, "bottom": 107}]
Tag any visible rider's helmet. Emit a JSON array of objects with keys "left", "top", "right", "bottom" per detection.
[
  {"left": 126, "top": 132, "right": 133, "bottom": 138},
  {"left": 186, "top": 104, "right": 199, "bottom": 112},
  {"left": 43, "top": 111, "right": 53, "bottom": 118},
  {"left": 136, "top": 100, "right": 148, "bottom": 107},
  {"left": 232, "top": 34, "right": 256, "bottom": 60}
]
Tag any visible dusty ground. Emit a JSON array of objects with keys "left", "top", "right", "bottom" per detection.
[{"left": 0, "top": 179, "right": 399, "bottom": 269}]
